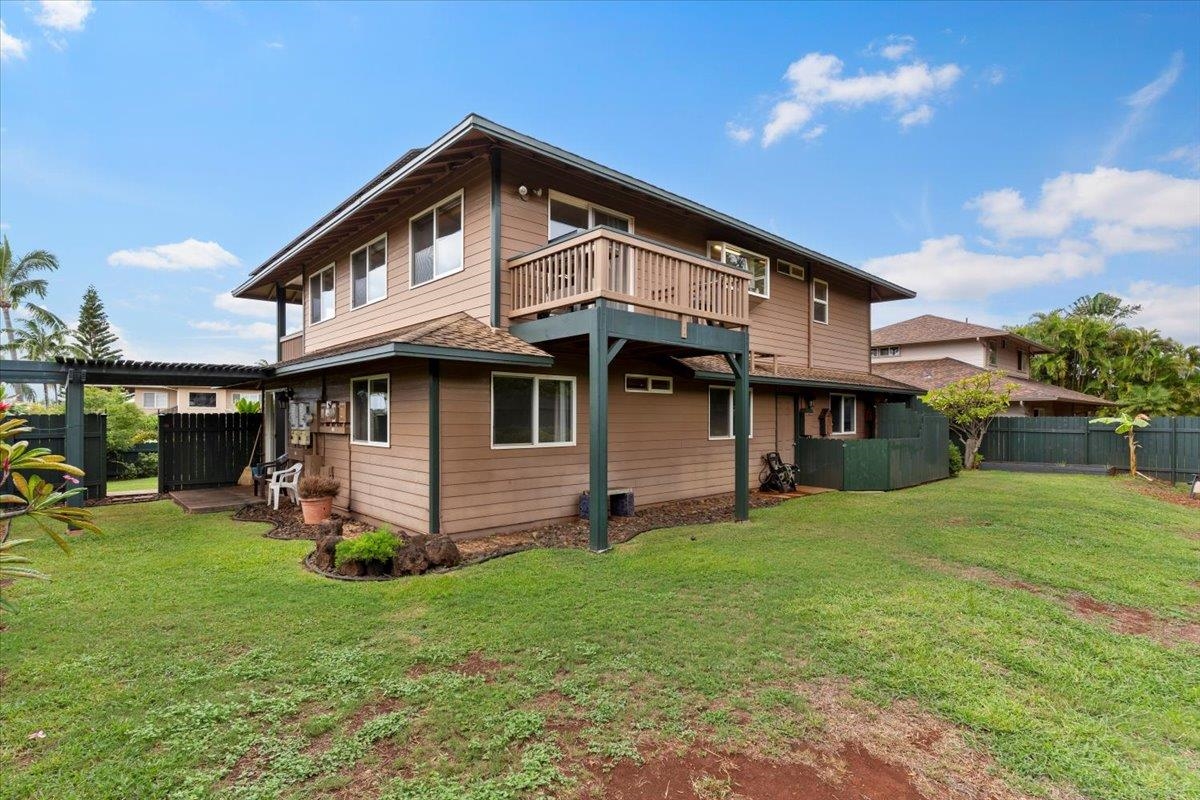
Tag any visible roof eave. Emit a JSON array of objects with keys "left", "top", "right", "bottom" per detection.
[{"left": 690, "top": 369, "right": 921, "bottom": 395}]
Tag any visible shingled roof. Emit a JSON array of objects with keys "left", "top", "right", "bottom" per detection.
[
  {"left": 872, "top": 314, "right": 1050, "bottom": 353},
  {"left": 871, "top": 358, "right": 1109, "bottom": 405},
  {"left": 678, "top": 355, "right": 921, "bottom": 394}
]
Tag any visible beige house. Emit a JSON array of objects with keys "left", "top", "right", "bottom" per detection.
[
  {"left": 129, "top": 386, "right": 261, "bottom": 414},
  {"left": 870, "top": 315, "right": 1108, "bottom": 416},
  {"left": 231, "top": 115, "right": 921, "bottom": 549}
]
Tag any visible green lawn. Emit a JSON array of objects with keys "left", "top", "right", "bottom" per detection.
[
  {"left": 1, "top": 472, "right": 1197, "bottom": 800},
  {"left": 106, "top": 476, "right": 158, "bottom": 493}
]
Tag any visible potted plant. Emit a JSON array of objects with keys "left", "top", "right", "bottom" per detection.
[{"left": 297, "top": 475, "right": 341, "bottom": 524}]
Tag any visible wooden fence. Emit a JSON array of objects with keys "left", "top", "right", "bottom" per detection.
[
  {"left": 158, "top": 413, "right": 260, "bottom": 492},
  {"left": 981, "top": 416, "right": 1200, "bottom": 482},
  {"left": 9, "top": 414, "right": 108, "bottom": 500},
  {"left": 794, "top": 402, "right": 950, "bottom": 491}
]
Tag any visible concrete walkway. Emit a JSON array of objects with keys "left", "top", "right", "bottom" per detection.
[{"left": 169, "top": 485, "right": 262, "bottom": 514}]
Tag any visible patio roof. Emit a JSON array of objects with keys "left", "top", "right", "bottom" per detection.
[
  {"left": 678, "top": 355, "right": 922, "bottom": 394},
  {"left": 3, "top": 358, "right": 268, "bottom": 387}
]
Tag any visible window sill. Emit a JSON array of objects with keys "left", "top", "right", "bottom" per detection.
[
  {"left": 410, "top": 265, "right": 466, "bottom": 290},
  {"left": 350, "top": 295, "right": 388, "bottom": 312},
  {"left": 350, "top": 439, "right": 391, "bottom": 448},
  {"left": 490, "top": 441, "right": 576, "bottom": 450}
]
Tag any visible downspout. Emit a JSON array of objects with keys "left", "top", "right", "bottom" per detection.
[
  {"left": 490, "top": 147, "right": 502, "bottom": 329},
  {"left": 428, "top": 359, "right": 441, "bottom": 535}
]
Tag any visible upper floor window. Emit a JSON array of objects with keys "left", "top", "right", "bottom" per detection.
[
  {"left": 351, "top": 235, "right": 387, "bottom": 308},
  {"left": 350, "top": 375, "right": 389, "bottom": 446},
  {"left": 411, "top": 192, "right": 464, "bottom": 287},
  {"left": 548, "top": 193, "right": 631, "bottom": 241},
  {"left": 189, "top": 392, "right": 217, "bottom": 408},
  {"left": 987, "top": 342, "right": 998, "bottom": 366},
  {"left": 708, "top": 242, "right": 768, "bottom": 298},
  {"left": 830, "top": 393, "right": 856, "bottom": 435},
  {"left": 871, "top": 346, "right": 900, "bottom": 358},
  {"left": 141, "top": 391, "right": 168, "bottom": 410},
  {"left": 812, "top": 278, "right": 829, "bottom": 324},
  {"left": 1017, "top": 350, "right": 1025, "bottom": 371},
  {"left": 309, "top": 263, "right": 335, "bottom": 324}
]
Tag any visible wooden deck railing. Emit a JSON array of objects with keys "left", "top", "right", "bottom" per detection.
[
  {"left": 508, "top": 228, "right": 751, "bottom": 327},
  {"left": 279, "top": 332, "right": 304, "bottom": 362}
]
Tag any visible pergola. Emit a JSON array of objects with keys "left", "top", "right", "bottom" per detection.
[{"left": 2, "top": 358, "right": 267, "bottom": 505}]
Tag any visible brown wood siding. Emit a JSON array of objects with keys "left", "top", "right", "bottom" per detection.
[
  {"left": 271, "top": 360, "right": 430, "bottom": 533},
  {"left": 808, "top": 271, "right": 871, "bottom": 371},
  {"left": 438, "top": 354, "right": 776, "bottom": 536},
  {"left": 303, "top": 159, "right": 492, "bottom": 353},
  {"left": 802, "top": 391, "right": 870, "bottom": 440}
]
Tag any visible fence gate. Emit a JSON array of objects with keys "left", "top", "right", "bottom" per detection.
[
  {"left": 158, "top": 413, "right": 261, "bottom": 493},
  {"left": 8, "top": 414, "right": 108, "bottom": 500}
]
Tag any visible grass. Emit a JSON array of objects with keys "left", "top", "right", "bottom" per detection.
[
  {"left": 1, "top": 472, "right": 1197, "bottom": 800},
  {"left": 106, "top": 476, "right": 158, "bottom": 493}
]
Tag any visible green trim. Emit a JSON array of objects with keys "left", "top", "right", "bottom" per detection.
[
  {"left": 273, "top": 342, "right": 553, "bottom": 376},
  {"left": 690, "top": 369, "right": 920, "bottom": 396},
  {"left": 490, "top": 149, "right": 502, "bottom": 329},
  {"left": 428, "top": 359, "right": 440, "bottom": 535},
  {"left": 1, "top": 359, "right": 265, "bottom": 386},
  {"left": 509, "top": 311, "right": 595, "bottom": 343},
  {"left": 510, "top": 307, "right": 747, "bottom": 354},
  {"left": 275, "top": 282, "right": 286, "bottom": 363},
  {"left": 588, "top": 302, "right": 610, "bottom": 553},
  {"left": 731, "top": 341, "right": 750, "bottom": 522},
  {"left": 606, "top": 338, "right": 627, "bottom": 365},
  {"left": 64, "top": 370, "right": 85, "bottom": 509}
]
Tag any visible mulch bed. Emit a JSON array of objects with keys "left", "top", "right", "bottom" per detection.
[{"left": 232, "top": 502, "right": 375, "bottom": 540}]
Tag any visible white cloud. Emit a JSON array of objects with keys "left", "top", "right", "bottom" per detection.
[
  {"left": 864, "top": 235, "right": 1104, "bottom": 301},
  {"left": 33, "top": 1, "right": 94, "bottom": 32},
  {"left": 108, "top": 238, "right": 240, "bottom": 271},
  {"left": 1102, "top": 51, "right": 1184, "bottom": 164},
  {"left": 800, "top": 124, "right": 827, "bottom": 142},
  {"left": 189, "top": 320, "right": 276, "bottom": 340},
  {"left": 1124, "top": 281, "right": 1200, "bottom": 344},
  {"left": 1161, "top": 143, "right": 1200, "bottom": 173},
  {"left": 762, "top": 101, "right": 812, "bottom": 146},
  {"left": 878, "top": 35, "right": 916, "bottom": 61},
  {"left": 753, "top": 51, "right": 961, "bottom": 145},
  {"left": 264, "top": 40, "right": 284, "bottom": 50},
  {"left": 0, "top": 21, "right": 29, "bottom": 61},
  {"left": 899, "top": 104, "right": 934, "bottom": 129},
  {"left": 724, "top": 122, "right": 753, "bottom": 144},
  {"left": 969, "top": 167, "right": 1200, "bottom": 247},
  {"left": 1090, "top": 223, "right": 1185, "bottom": 254},
  {"left": 981, "top": 66, "right": 1006, "bottom": 86},
  {"left": 213, "top": 291, "right": 274, "bottom": 318}
]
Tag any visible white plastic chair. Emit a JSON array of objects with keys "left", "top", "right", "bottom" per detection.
[{"left": 269, "top": 463, "right": 303, "bottom": 510}]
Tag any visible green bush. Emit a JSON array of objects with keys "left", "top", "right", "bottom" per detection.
[
  {"left": 948, "top": 442, "right": 964, "bottom": 476},
  {"left": 334, "top": 529, "right": 401, "bottom": 567}
]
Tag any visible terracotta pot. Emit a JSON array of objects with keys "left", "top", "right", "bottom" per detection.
[{"left": 299, "top": 496, "right": 334, "bottom": 524}]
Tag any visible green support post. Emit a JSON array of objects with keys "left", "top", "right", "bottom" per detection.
[
  {"left": 720, "top": 336, "right": 750, "bottom": 521},
  {"left": 275, "top": 282, "right": 286, "bottom": 362},
  {"left": 64, "top": 368, "right": 86, "bottom": 508},
  {"left": 588, "top": 301, "right": 610, "bottom": 552},
  {"left": 428, "top": 359, "right": 441, "bottom": 534}
]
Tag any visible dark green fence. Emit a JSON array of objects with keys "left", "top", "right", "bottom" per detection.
[
  {"left": 158, "top": 413, "right": 260, "bottom": 492},
  {"left": 9, "top": 414, "right": 108, "bottom": 500},
  {"left": 795, "top": 402, "right": 950, "bottom": 491},
  {"left": 982, "top": 416, "right": 1200, "bottom": 482}
]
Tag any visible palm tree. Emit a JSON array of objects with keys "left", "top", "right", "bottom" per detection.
[
  {"left": 13, "top": 318, "right": 70, "bottom": 404},
  {"left": 0, "top": 236, "right": 63, "bottom": 359}
]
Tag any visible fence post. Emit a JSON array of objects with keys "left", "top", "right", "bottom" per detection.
[
  {"left": 64, "top": 369, "right": 86, "bottom": 509},
  {"left": 1170, "top": 416, "right": 1177, "bottom": 485}
]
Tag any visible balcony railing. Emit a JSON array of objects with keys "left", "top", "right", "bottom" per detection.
[
  {"left": 279, "top": 331, "right": 304, "bottom": 362},
  {"left": 508, "top": 228, "right": 751, "bottom": 327}
]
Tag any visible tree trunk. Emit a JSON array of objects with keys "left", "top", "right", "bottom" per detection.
[
  {"left": 1128, "top": 431, "right": 1137, "bottom": 476},
  {"left": 963, "top": 436, "right": 982, "bottom": 469},
  {"left": 1, "top": 304, "right": 14, "bottom": 355}
]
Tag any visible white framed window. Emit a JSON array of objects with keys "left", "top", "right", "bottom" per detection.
[
  {"left": 411, "top": 191, "right": 464, "bottom": 288},
  {"left": 188, "top": 392, "right": 217, "bottom": 408},
  {"left": 812, "top": 278, "right": 829, "bottom": 325},
  {"left": 141, "top": 391, "right": 168, "bottom": 410},
  {"left": 777, "top": 259, "right": 806, "bottom": 281},
  {"left": 350, "top": 375, "right": 390, "bottom": 446},
  {"left": 350, "top": 234, "right": 387, "bottom": 308},
  {"left": 708, "top": 386, "right": 754, "bottom": 440},
  {"left": 547, "top": 192, "right": 632, "bottom": 241},
  {"left": 872, "top": 346, "right": 900, "bottom": 358},
  {"left": 491, "top": 373, "right": 576, "bottom": 448},
  {"left": 830, "top": 393, "right": 856, "bottom": 435},
  {"left": 624, "top": 374, "right": 673, "bottom": 394},
  {"left": 230, "top": 392, "right": 259, "bottom": 405},
  {"left": 708, "top": 241, "right": 769, "bottom": 298},
  {"left": 309, "top": 263, "right": 336, "bottom": 324}
]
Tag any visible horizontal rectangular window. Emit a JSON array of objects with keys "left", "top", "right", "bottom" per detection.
[
  {"left": 351, "top": 375, "right": 389, "bottom": 445},
  {"left": 309, "top": 264, "right": 335, "bottom": 323},
  {"left": 812, "top": 278, "right": 829, "bottom": 325},
  {"left": 188, "top": 392, "right": 216, "bottom": 408},
  {"left": 624, "top": 374, "right": 673, "bottom": 394},
  {"left": 411, "top": 193, "right": 464, "bottom": 287},
  {"left": 830, "top": 393, "right": 856, "bottom": 435},
  {"left": 351, "top": 236, "right": 387, "bottom": 308},
  {"left": 492, "top": 373, "right": 575, "bottom": 448},
  {"left": 708, "top": 386, "right": 753, "bottom": 440},
  {"left": 871, "top": 346, "right": 900, "bottom": 358},
  {"left": 708, "top": 241, "right": 769, "bottom": 298}
]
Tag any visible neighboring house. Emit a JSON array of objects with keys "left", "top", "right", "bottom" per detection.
[
  {"left": 870, "top": 315, "right": 1108, "bottom": 416},
  {"left": 129, "top": 386, "right": 261, "bottom": 414},
  {"left": 230, "top": 114, "right": 920, "bottom": 547}
]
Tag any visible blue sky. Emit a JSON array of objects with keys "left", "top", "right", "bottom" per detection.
[{"left": 1, "top": 0, "right": 1197, "bottom": 363}]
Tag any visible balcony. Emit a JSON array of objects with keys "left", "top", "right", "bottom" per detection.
[
  {"left": 279, "top": 331, "right": 304, "bottom": 362},
  {"left": 508, "top": 228, "right": 751, "bottom": 328}
]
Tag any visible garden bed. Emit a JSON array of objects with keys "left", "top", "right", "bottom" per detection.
[{"left": 232, "top": 501, "right": 375, "bottom": 540}]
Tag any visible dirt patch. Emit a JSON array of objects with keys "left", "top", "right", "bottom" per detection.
[
  {"left": 586, "top": 743, "right": 924, "bottom": 800},
  {"left": 1126, "top": 477, "right": 1200, "bottom": 511},
  {"left": 86, "top": 492, "right": 163, "bottom": 506},
  {"left": 454, "top": 491, "right": 792, "bottom": 561},
  {"left": 916, "top": 557, "right": 1200, "bottom": 648},
  {"left": 451, "top": 652, "right": 502, "bottom": 680},
  {"left": 233, "top": 502, "right": 374, "bottom": 541}
]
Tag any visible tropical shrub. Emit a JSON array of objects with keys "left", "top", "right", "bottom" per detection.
[
  {"left": 1089, "top": 411, "right": 1151, "bottom": 477},
  {"left": 921, "top": 372, "right": 1016, "bottom": 470},
  {"left": 335, "top": 529, "right": 401, "bottom": 568},
  {"left": 235, "top": 397, "right": 262, "bottom": 413},
  {"left": 948, "top": 442, "right": 964, "bottom": 476}
]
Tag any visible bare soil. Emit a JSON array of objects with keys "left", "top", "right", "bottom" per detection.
[
  {"left": 86, "top": 492, "right": 163, "bottom": 506},
  {"left": 233, "top": 502, "right": 375, "bottom": 540},
  {"left": 1128, "top": 477, "right": 1200, "bottom": 510}
]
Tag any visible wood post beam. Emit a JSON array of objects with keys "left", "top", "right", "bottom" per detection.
[{"left": 588, "top": 301, "right": 611, "bottom": 552}]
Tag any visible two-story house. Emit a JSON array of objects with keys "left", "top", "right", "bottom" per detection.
[
  {"left": 231, "top": 115, "right": 920, "bottom": 550},
  {"left": 870, "top": 314, "right": 1108, "bottom": 416}
]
